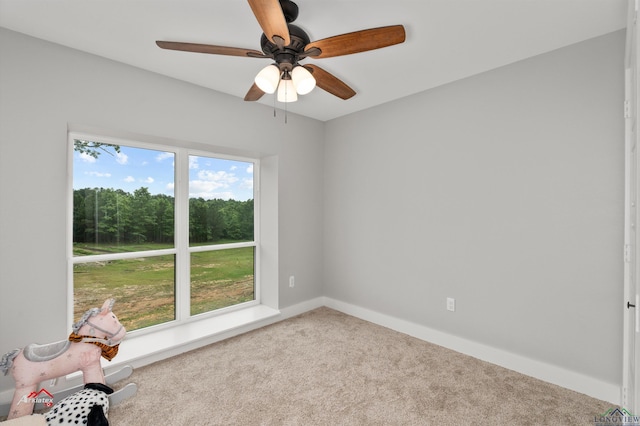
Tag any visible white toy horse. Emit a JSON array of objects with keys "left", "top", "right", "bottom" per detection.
[{"left": 0, "top": 299, "right": 126, "bottom": 420}]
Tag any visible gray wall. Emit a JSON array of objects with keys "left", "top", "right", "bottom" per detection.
[
  {"left": 323, "top": 30, "right": 624, "bottom": 387},
  {"left": 0, "top": 28, "right": 324, "bottom": 394}
]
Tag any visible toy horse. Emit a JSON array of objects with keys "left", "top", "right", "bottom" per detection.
[{"left": 0, "top": 299, "right": 126, "bottom": 420}]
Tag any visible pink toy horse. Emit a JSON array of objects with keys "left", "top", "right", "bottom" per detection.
[{"left": 0, "top": 299, "right": 126, "bottom": 420}]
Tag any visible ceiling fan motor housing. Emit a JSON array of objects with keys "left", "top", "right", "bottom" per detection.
[{"left": 260, "top": 23, "right": 310, "bottom": 71}]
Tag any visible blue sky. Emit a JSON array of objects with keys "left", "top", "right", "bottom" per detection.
[{"left": 73, "top": 144, "right": 254, "bottom": 201}]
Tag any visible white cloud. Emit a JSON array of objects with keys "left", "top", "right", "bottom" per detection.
[
  {"left": 197, "top": 170, "right": 238, "bottom": 185},
  {"left": 189, "top": 179, "right": 225, "bottom": 194},
  {"left": 124, "top": 176, "right": 135, "bottom": 183},
  {"left": 188, "top": 166, "right": 253, "bottom": 199},
  {"left": 189, "top": 157, "right": 199, "bottom": 169},
  {"left": 86, "top": 171, "right": 111, "bottom": 178},
  {"left": 142, "top": 177, "right": 154, "bottom": 184},
  {"left": 156, "top": 152, "right": 173, "bottom": 162},
  {"left": 190, "top": 170, "right": 238, "bottom": 199},
  {"left": 115, "top": 152, "right": 128, "bottom": 165},
  {"left": 246, "top": 164, "right": 253, "bottom": 174},
  {"left": 240, "top": 177, "right": 253, "bottom": 190},
  {"left": 79, "top": 152, "right": 96, "bottom": 163}
]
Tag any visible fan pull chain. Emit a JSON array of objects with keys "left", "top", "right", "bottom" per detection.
[
  {"left": 271, "top": 94, "right": 288, "bottom": 124},
  {"left": 284, "top": 80, "right": 289, "bottom": 124},
  {"left": 285, "top": 101, "right": 288, "bottom": 124}
]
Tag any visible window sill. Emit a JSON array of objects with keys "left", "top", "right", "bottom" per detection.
[
  {"left": 100, "top": 304, "right": 281, "bottom": 373},
  {"left": 0, "top": 305, "right": 281, "bottom": 409}
]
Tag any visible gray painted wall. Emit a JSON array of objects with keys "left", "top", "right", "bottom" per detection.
[
  {"left": 323, "top": 30, "right": 624, "bottom": 387},
  {"left": 0, "top": 28, "right": 324, "bottom": 394}
]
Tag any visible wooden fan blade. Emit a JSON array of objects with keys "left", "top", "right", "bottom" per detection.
[
  {"left": 304, "top": 65, "right": 355, "bottom": 100},
  {"left": 156, "top": 41, "right": 268, "bottom": 58},
  {"left": 244, "top": 83, "right": 265, "bottom": 101},
  {"left": 247, "top": 0, "right": 290, "bottom": 48},
  {"left": 304, "top": 25, "right": 405, "bottom": 59}
]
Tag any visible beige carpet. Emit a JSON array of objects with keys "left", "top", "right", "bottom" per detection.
[{"left": 108, "top": 307, "right": 611, "bottom": 425}]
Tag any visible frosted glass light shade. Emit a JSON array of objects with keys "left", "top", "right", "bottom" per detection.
[
  {"left": 254, "top": 65, "right": 280, "bottom": 94},
  {"left": 291, "top": 66, "right": 316, "bottom": 95},
  {"left": 277, "top": 79, "right": 298, "bottom": 102}
]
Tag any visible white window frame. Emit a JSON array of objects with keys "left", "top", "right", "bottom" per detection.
[{"left": 66, "top": 132, "right": 261, "bottom": 336}]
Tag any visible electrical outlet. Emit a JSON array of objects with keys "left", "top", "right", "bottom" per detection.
[
  {"left": 289, "top": 275, "right": 295, "bottom": 288},
  {"left": 446, "top": 297, "right": 455, "bottom": 312}
]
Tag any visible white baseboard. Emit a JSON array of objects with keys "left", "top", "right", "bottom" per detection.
[
  {"left": 322, "top": 297, "right": 620, "bottom": 405},
  {"left": 279, "top": 297, "right": 325, "bottom": 319}
]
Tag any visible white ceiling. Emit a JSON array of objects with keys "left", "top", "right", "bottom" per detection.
[{"left": 0, "top": 0, "right": 628, "bottom": 121}]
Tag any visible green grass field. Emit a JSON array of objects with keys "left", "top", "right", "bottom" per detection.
[{"left": 73, "top": 243, "right": 254, "bottom": 331}]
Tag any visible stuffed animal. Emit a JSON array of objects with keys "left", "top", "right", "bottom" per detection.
[
  {"left": 44, "top": 383, "right": 113, "bottom": 426},
  {"left": 0, "top": 383, "right": 113, "bottom": 426},
  {"left": 0, "top": 299, "right": 125, "bottom": 420}
]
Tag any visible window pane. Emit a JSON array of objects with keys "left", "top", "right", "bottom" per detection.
[
  {"left": 190, "top": 247, "right": 255, "bottom": 316},
  {"left": 74, "top": 255, "right": 176, "bottom": 332},
  {"left": 189, "top": 155, "right": 254, "bottom": 245},
  {"left": 73, "top": 140, "right": 175, "bottom": 255}
]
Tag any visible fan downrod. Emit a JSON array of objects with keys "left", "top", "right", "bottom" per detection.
[{"left": 280, "top": 0, "right": 299, "bottom": 23}]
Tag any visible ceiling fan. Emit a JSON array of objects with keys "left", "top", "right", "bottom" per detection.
[{"left": 156, "top": 0, "right": 406, "bottom": 103}]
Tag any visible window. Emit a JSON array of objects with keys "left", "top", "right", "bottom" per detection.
[{"left": 70, "top": 135, "right": 258, "bottom": 333}]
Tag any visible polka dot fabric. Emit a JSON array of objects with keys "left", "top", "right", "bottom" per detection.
[{"left": 44, "top": 383, "right": 112, "bottom": 425}]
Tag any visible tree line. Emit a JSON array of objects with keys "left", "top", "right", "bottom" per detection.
[{"left": 73, "top": 187, "right": 254, "bottom": 245}]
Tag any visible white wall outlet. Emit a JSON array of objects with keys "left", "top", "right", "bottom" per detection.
[
  {"left": 289, "top": 275, "right": 295, "bottom": 288},
  {"left": 446, "top": 297, "right": 455, "bottom": 312}
]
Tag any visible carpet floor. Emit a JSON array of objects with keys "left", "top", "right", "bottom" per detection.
[{"left": 107, "top": 307, "right": 612, "bottom": 425}]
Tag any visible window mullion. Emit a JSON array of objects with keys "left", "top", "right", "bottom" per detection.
[{"left": 175, "top": 147, "right": 191, "bottom": 321}]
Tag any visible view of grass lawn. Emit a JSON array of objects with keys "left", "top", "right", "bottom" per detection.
[
  {"left": 73, "top": 243, "right": 254, "bottom": 331},
  {"left": 190, "top": 248, "right": 255, "bottom": 316}
]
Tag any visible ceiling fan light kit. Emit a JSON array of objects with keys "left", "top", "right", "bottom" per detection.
[
  {"left": 254, "top": 63, "right": 315, "bottom": 100},
  {"left": 255, "top": 64, "right": 280, "bottom": 94},
  {"left": 156, "top": 0, "right": 406, "bottom": 105},
  {"left": 291, "top": 65, "right": 315, "bottom": 95},
  {"left": 277, "top": 74, "right": 297, "bottom": 103}
]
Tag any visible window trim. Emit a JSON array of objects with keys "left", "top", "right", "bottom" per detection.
[{"left": 67, "top": 131, "right": 261, "bottom": 336}]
